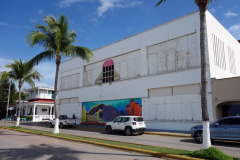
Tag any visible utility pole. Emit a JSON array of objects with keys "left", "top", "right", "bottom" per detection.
[
  {"left": 4, "top": 80, "right": 11, "bottom": 126},
  {"left": 0, "top": 66, "right": 17, "bottom": 126}
]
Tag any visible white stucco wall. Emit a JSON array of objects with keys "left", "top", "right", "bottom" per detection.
[
  {"left": 56, "top": 10, "right": 239, "bottom": 131},
  {"left": 206, "top": 11, "right": 240, "bottom": 79}
]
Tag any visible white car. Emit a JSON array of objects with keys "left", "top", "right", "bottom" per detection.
[
  {"left": 105, "top": 116, "right": 146, "bottom": 136},
  {"left": 49, "top": 115, "right": 76, "bottom": 128}
]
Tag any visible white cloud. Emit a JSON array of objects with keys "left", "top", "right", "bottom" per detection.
[
  {"left": 210, "top": 8, "right": 215, "bottom": 13},
  {"left": 0, "top": 22, "right": 31, "bottom": 29},
  {"left": 38, "top": 9, "right": 43, "bottom": 15},
  {"left": 224, "top": 11, "right": 238, "bottom": 17},
  {"left": 58, "top": 0, "right": 89, "bottom": 8},
  {"left": 0, "top": 58, "right": 13, "bottom": 72},
  {"left": 228, "top": 24, "right": 240, "bottom": 39},
  {"left": 29, "top": 17, "right": 37, "bottom": 23},
  {"left": 97, "top": 0, "right": 141, "bottom": 17},
  {"left": 127, "top": 26, "right": 134, "bottom": 32}
]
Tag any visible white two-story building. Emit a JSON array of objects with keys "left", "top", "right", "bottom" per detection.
[
  {"left": 57, "top": 11, "right": 240, "bottom": 131},
  {"left": 16, "top": 86, "right": 55, "bottom": 122}
]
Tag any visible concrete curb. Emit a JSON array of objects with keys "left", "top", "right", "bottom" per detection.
[
  {"left": 74, "top": 126, "right": 192, "bottom": 138},
  {"left": 0, "top": 126, "right": 201, "bottom": 160}
]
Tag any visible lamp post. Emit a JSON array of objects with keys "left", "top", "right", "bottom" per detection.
[{"left": 0, "top": 66, "right": 16, "bottom": 126}]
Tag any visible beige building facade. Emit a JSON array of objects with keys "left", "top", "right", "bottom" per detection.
[{"left": 211, "top": 77, "right": 240, "bottom": 121}]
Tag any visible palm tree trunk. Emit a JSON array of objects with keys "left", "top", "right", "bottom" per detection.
[
  {"left": 16, "top": 87, "right": 21, "bottom": 126},
  {"left": 199, "top": 6, "right": 211, "bottom": 149},
  {"left": 53, "top": 58, "right": 60, "bottom": 134}
]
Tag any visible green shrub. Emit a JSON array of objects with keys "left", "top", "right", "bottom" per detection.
[
  {"left": 192, "top": 147, "right": 233, "bottom": 160},
  {"left": 26, "top": 116, "right": 32, "bottom": 121},
  {"left": 19, "top": 116, "right": 32, "bottom": 120}
]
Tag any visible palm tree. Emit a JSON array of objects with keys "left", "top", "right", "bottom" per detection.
[
  {"left": 27, "top": 14, "right": 93, "bottom": 134},
  {"left": 156, "top": 0, "right": 216, "bottom": 149},
  {"left": 0, "top": 59, "right": 42, "bottom": 126}
]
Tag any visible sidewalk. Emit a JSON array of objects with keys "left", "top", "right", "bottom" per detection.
[{"left": 3, "top": 120, "right": 192, "bottom": 138}]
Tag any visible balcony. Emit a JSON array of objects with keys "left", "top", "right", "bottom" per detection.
[{"left": 27, "top": 94, "right": 54, "bottom": 100}]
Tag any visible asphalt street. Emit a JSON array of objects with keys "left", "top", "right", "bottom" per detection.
[
  {"left": 1, "top": 121, "right": 240, "bottom": 158},
  {"left": 0, "top": 128, "right": 163, "bottom": 160}
]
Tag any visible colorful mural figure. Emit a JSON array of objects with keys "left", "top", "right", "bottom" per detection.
[
  {"left": 82, "top": 98, "right": 142, "bottom": 123},
  {"left": 94, "top": 59, "right": 121, "bottom": 85}
]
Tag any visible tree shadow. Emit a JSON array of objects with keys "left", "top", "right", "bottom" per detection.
[
  {"left": 0, "top": 130, "right": 29, "bottom": 136},
  {"left": 0, "top": 144, "right": 152, "bottom": 160}
]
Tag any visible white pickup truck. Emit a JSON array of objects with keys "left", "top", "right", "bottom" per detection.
[{"left": 49, "top": 115, "right": 76, "bottom": 128}]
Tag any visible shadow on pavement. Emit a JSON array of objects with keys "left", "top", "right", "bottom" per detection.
[
  {"left": 0, "top": 144, "right": 151, "bottom": 160},
  {"left": 180, "top": 139, "right": 240, "bottom": 148},
  {"left": 0, "top": 130, "right": 29, "bottom": 137}
]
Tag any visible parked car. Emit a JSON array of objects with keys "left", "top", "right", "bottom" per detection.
[
  {"left": 105, "top": 116, "right": 146, "bottom": 136},
  {"left": 49, "top": 115, "right": 76, "bottom": 128},
  {"left": 191, "top": 116, "right": 240, "bottom": 143}
]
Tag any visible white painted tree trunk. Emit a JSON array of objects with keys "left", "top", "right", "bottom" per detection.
[
  {"left": 202, "top": 121, "right": 211, "bottom": 149},
  {"left": 16, "top": 117, "right": 20, "bottom": 127},
  {"left": 53, "top": 118, "right": 59, "bottom": 134}
]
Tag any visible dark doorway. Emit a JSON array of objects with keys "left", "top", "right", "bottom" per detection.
[{"left": 221, "top": 104, "right": 240, "bottom": 117}]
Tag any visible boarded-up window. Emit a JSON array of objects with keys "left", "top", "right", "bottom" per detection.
[
  {"left": 149, "top": 87, "right": 172, "bottom": 97},
  {"left": 173, "top": 84, "right": 200, "bottom": 95},
  {"left": 61, "top": 73, "right": 80, "bottom": 90},
  {"left": 147, "top": 33, "right": 199, "bottom": 75},
  {"left": 60, "top": 99, "right": 70, "bottom": 104},
  {"left": 70, "top": 97, "right": 78, "bottom": 103},
  {"left": 60, "top": 97, "right": 78, "bottom": 105}
]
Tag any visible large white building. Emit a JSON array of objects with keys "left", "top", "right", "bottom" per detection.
[{"left": 57, "top": 11, "right": 240, "bottom": 131}]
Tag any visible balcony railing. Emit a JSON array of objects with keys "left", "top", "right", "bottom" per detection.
[{"left": 27, "top": 94, "right": 54, "bottom": 100}]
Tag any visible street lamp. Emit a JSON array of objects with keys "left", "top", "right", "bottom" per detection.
[{"left": 0, "top": 66, "right": 17, "bottom": 126}]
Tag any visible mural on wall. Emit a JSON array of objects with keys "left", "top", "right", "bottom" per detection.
[
  {"left": 82, "top": 98, "right": 142, "bottom": 123},
  {"left": 94, "top": 59, "right": 121, "bottom": 85}
]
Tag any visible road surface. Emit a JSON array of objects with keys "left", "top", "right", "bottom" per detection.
[
  {"left": 1, "top": 121, "right": 240, "bottom": 158},
  {"left": 0, "top": 128, "right": 162, "bottom": 160}
]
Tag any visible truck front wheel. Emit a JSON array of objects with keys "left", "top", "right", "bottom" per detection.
[
  {"left": 59, "top": 123, "right": 64, "bottom": 129},
  {"left": 49, "top": 122, "right": 53, "bottom": 128}
]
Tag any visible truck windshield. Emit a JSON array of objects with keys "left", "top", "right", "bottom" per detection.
[
  {"left": 134, "top": 117, "right": 144, "bottom": 122},
  {"left": 61, "top": 115, "right": 68, "bottom": 119}
]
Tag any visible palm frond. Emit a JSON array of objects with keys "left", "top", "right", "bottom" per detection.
[
  {"left": 29, "top": 50, "right": 55, "bottom": 67},
  {"left": 63, "top": 45, "right": 93, "bottom": 62},
  {"left": 24, "top": 70, "right": 42, "bottom": 82},
  {"left": 155, "top": 0, "right": 168, "bottom": 7},
  {"left": 1, "top": 59, "right": 42, "bottom": 88}
]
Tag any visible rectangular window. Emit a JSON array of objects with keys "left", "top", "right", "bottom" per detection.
[
  {"left": 103, "top": 65, "right": 114, "bottom": 83},
  {"left": 36, "top": 90, "right": 38, "bottom": 95},
  {"left": 42, "top": 109, "right": 47, "bottom": 111},
  {"left": 31, "top": 91, "right": 33, "bottom": 96},
  {"left": 133, "top": 117, "right": 144, "bottom": 122},
  {"left": 48, "top": 90, "right": 51, "bottom": 95},
  {"left": 52, "top": 91, "right": 54, "bottom": 99}
]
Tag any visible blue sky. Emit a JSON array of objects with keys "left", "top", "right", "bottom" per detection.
[{"left": 0, "top": 0, "right": 239, "bottom": 89}]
